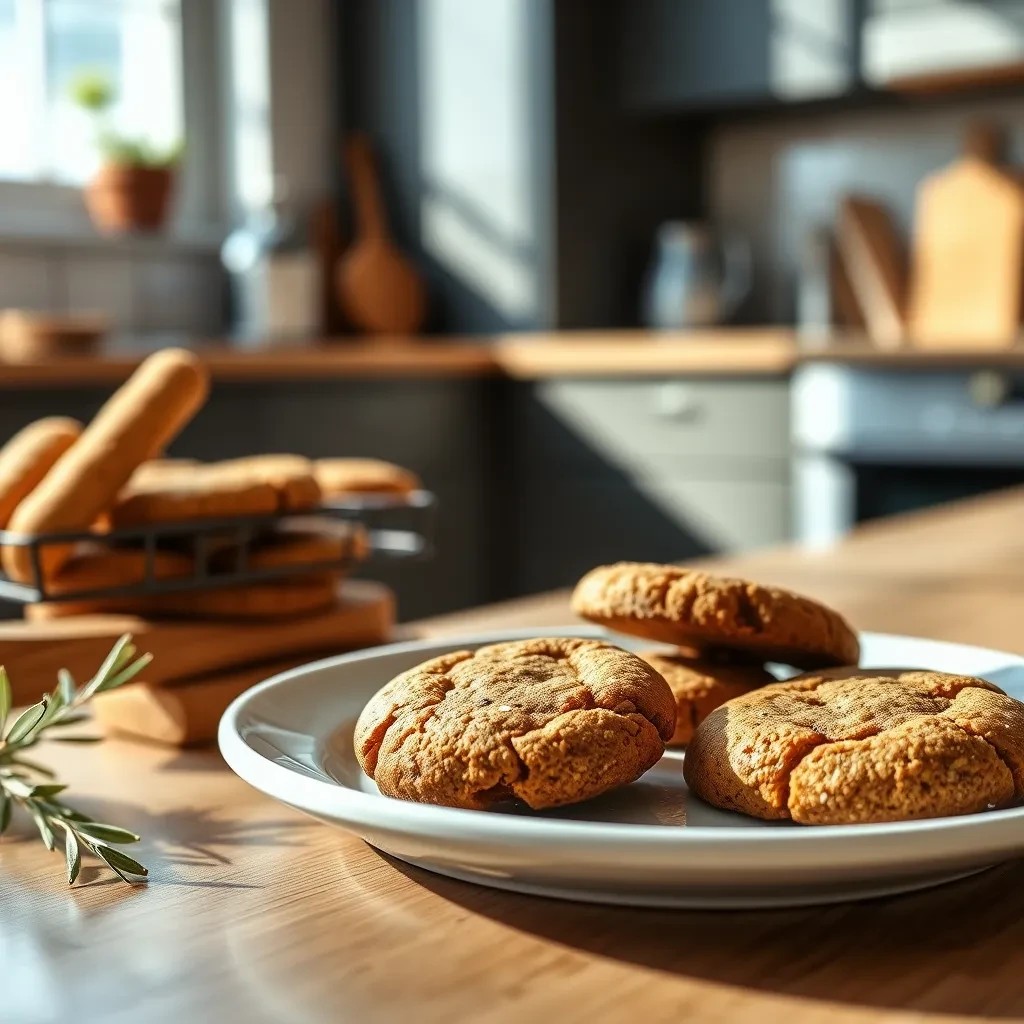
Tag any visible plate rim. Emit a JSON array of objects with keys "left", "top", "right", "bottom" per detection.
[{"left": 218, "top": 627, "right": 1024, "bottom": 848}]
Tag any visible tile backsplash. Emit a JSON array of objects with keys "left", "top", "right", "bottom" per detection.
[
  {"left": 0, "top": 243, "right": 226, "bottom": 336},
  {"left": 708, "top": 94, "right": 1024, "bottom": 325}
]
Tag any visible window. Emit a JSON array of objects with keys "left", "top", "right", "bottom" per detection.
[{"left": 1, "top": 0, "right": 184, "bottom": 186}]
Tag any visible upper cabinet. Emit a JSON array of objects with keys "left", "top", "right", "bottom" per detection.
[
  {"left": 616, "top": 0, "right": 1024, "bottom": 114},
  {"left": 617, "top": 0, "right": 859, "bottom": 113},
  {"left": 863, "top": 0, "right": 1024, "bottom": 92}
]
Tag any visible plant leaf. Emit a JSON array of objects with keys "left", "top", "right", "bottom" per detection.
[
  {"left": 74, "top": 821, "right": 140, "bottom": 844},
  {"left": 96, "top": 652, "right": 152, "bottom": 693},
  {"left": 0, "top": 667, "right": 10, "bottom": 734},
  {"left": 94, "top": 844, "right": 148, "bottom": 882},
  {"left": 0, "top": 793, "right": 9, "bottom": 834},
  {"left": 95, "top": 844, "right": 148, "bottom": 876},
  {"left": 27, "top": 805, "right": 55, "bottom": 851},
  {"left": 5, "top": 700, "right": 47, "bottom": 744},
  {"left": 36, "top": 688, "right": 65, "bottom": 731},
  {"left": 1, "top": 775, "right": 35, "bottom": 799},
  {"left": 50, "top": 735, "right": 103, "bottom": 744},
  {"left": 30, "top": 783, "right": 67, "bottom": 799},
  {"left": 58, "top": 669, "right": 76, "bottom": 706},
  {"left": 65, "top": 827, "right": 81, "bottom": 884},
  {"left": 79, "top": 635, "right": 134, "bottom": 701}
]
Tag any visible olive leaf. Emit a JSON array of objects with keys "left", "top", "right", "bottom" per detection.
[{"left": 0, "top": 635, "right": 150, "bottom": 886}]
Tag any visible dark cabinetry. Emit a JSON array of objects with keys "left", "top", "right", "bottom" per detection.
[{"left": 617, "top": 0, "right": 858, "bottom": 113}]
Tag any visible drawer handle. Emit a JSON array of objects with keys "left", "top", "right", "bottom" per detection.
[{"left": 657, "top": 383, "right": 703, "bottom": 422}]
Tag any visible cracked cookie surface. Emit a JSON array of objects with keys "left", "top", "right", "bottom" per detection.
[
  {"left": 640, "top": 652, "right": 776, "bottom": 747},
  {"left": 683, "top": 669, "right": 1024, "bottom": 824},
  {"left": 354, "top": 637, "right": 676, "bottom": 809},
  {"left": 573, "top": 562, "right": 860, "bottom": 669}
]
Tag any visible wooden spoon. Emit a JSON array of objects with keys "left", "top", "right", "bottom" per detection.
[{"left": 336, "top": 135, "right": 427, "bottom": 336}]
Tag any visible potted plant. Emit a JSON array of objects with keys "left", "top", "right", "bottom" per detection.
[{"left": 70, "top": 71, "right": 183, "bottom": 234}]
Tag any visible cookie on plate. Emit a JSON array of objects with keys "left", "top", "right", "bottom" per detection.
[
  {"left": 355, "top": 637, "right": 676, "bottom": 810},
  {"left": 683, "top": 669, "right": 1024, "bottom": 825},
  {"left": 640, "top": 651, "right": 775, "bottom": 747},
  {"left": 572, "top": 562, "right": 860, "bottom": 669}
]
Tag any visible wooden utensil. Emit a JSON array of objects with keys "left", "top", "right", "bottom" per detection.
[
  {"left": 829, "top": 238, "right": 866, "bottom": 330},
  {"left": 1, "top": 580, "right": 395, "bottom": 704},
  {"left": 834, "top": 195, "right": 907, "bottom": 346},
  {"left": 908, "top": 123, "right": 1024, "bottom": 348},
  {"left": 336, "top": 134, "right": 427, "bottom": 336}
]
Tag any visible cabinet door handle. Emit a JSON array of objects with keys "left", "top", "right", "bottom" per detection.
[{"left": 656, "top": 383, "right": 703, "bottom": 421}]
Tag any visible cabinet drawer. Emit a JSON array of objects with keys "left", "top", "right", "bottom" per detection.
[
  {"left": 513, "top": 477, "right": 790, "bottom": 595},
  {"left": 522, "top": 379, "right": 790, "bottom": 472}
]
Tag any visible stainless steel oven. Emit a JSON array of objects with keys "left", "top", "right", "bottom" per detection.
[{"left": 792, "top": 363, "right": 1024, "bottom": 545}]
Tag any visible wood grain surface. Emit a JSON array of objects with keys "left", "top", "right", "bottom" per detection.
[{"left": 5, "top": 490, "right": 1024, "bottom": 1023}]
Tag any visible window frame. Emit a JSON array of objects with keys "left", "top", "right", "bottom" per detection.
[{"left": 0, "top": 0, "right": 227, "bottom": 240}]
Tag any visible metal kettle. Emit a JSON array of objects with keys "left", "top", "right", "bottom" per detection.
[{"left": 641, "top": 221, "right": 751, "bottom": 329}]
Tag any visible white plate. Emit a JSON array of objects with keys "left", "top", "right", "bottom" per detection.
[{"left": 219, "top": 628, "right": 1024, "bottom": 909}]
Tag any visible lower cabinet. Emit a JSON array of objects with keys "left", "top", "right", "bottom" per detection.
[{"left": 506, "top": 377, "right": 792, "bottom": 596}]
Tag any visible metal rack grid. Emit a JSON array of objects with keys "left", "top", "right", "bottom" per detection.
[{"left": 0, "top": 490, "right": 437, "bottom": 605}]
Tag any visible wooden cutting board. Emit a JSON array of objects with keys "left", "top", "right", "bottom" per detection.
[
  {"left": 0, "top": 580, "right": 395, "bottom": 705},
  {"left": 835, "top": 195, "right": 907, "bottom": 346},
  {"left": 908, "top": 124, "right": 1024, "bottom": 347}
]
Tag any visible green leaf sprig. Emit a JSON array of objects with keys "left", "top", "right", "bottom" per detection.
[{"left": 0, "top": 635, "right": 152, "bottom": 886}]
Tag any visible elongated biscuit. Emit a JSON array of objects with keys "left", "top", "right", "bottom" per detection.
[
  {"left": 44, "top": 546, "right": 195, "bottom": 597},
  {"left": 215, "top": 455, "right": 321, "bottom": 511},
  {"left": 0, "top": 417, "right": 82, "bottom": 528},
  {"left": 109, "top": 465, "right": 278, "bottom": 528},
  {"left": 314, "top": 458, "right": 420, "bottom": 497},
  {"left": 209, "top": 524, "right": 369, "bottom": 573},
  {"left": 27, "top": 573, "right": 340, "bottom": 621},
  {"left": 5, "top": 349, "right": 209, "bottom": 581}
]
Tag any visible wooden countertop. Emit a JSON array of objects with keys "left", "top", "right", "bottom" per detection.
[
  {"left": 12, "top": 329, "right": 1024, "bottom": 387},
  {"left": 5, "top": 489, "right": 1024, "bottom": 1022}
]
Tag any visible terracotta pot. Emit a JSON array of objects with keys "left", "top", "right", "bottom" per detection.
[{"left": 85, "top": 163, "right": 175, "bottom": 233}]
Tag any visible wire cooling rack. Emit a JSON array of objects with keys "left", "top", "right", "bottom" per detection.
[{"left": 0, "top": 490, "right": 436, "bottom": 604}]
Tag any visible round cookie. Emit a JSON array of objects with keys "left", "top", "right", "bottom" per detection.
[
  {"left": 573, "top": 562, "right": 860, "bottom": 669},
  {"left": 640, "top": 651, "right": 776, "bottom": 746},
  {"left": 355, "top": 637, "right": 676, "bottom": 810},
  {"left": 683, "top": 669, "right": 1024, "bottom": 825}
]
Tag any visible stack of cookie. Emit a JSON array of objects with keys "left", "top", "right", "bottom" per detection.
[{"left": 571, "top": 562, "right": 861, "bottom": 746}]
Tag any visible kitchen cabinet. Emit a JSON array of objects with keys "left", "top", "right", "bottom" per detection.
[
  {"left": 863, "top": 0, "right": 1024, "bottom": 89},
  {"left": 508, "top": 377, "right": 792, "bottom": 595},
  {"left": 617, "top": 0, "right": 857, "bottom": 113}
]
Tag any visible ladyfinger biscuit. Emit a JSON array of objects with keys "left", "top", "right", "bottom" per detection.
[
  {"left": 314, "top": 458, "right": 420, "bottom": 497},
  {"left": 0, "top": 417, "right": 82, "bottom": 528},
  {"left": 109, "top": 464, "right": 278, "bottom": 528},
  {"left": 45, "top": 546, "right": 195, "bottom": 597},
  {"left": 5, "top": 349, "right": 210, "bottom": 581},
  {"left": 28, "top": 573, "right": 340, "bottom": 621},
  {"left": 215, "top": 455, "right": 322, "bottom": 511},
  {"left": 209, "top": 523, "right": 369, "bottom": 573}
]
